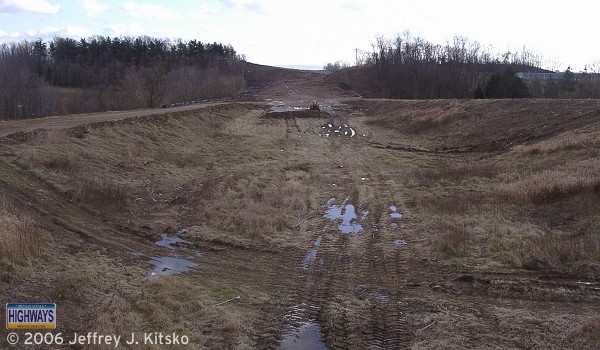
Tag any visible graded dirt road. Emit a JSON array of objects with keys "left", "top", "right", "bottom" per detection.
[
  {"left": 1, "top": 64, "right": 599, "bottom": 349},
  {"left": 0, "top": 102, "right": 226, "bottom": 137}
]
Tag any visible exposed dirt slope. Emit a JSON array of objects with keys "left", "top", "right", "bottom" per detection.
[{"left": 354, "top": 98, "right": 600, "bottom": 152}]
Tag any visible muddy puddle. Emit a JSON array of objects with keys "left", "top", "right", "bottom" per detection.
[
  {"left": 148, "top": 256, "right": 197, "bottom": 277},
  {"left": 155, "top": 233, "right": 190, "bottom": 249},
  {"left": 267, "top": 99, "right": 311, "bottom": 113},
  {"left": 302, "top": 236, "right": 322, "bottom": 269},
  {"left": 134, "top": 229, "right": 203, "bottom": 277},
  {"left": 277, "top": 321, "right": 328, "bottom": 350},
  {"left": 389, "top": 205, "right": 403, "bottom": 230},
  {"left": 575, "top": 280, "right": 600, "bottom": 292},
  {"left": 271, "top": 106, "right": 308, "bottom": 113},
  {"left": 278, "top": 304, "right": 328, "bottom": 350},
  {"left": 324, "top": 198, "right": 364, "bottom": 234},
  {"left": 177, "top": 227, "right": 190, "bottom": 234},
  {"left": 389, "top": 205, "right": 403, "bottom": 219}
]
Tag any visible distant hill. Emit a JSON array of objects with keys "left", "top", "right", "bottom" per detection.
[{"left": 324, "top": 63, "right": 573, "bottom": 99}]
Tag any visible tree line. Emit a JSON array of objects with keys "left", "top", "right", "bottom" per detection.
[
  {"left": 354, "top": 33, "right": 599, "bottom": 99},
  {"left": 0, "top": 36, "right": 246, "bottom": 120}
]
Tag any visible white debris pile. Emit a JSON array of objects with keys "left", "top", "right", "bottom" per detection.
[{"left": 319, "top": 122, "right": 357, "bottom": 138}]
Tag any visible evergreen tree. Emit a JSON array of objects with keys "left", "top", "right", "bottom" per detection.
[
  {"left": 560, "top": 66, "right": 576, "bottom": 92},
  {"left": 484, "top": 68, "right": 529, "bottom": 98},
  {"left": 473, "top": 86, "right": 485, "bottom": 99}
]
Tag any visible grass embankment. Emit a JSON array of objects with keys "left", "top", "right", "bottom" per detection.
[
  {"left": 361, "top": 99, "right": 600, "bottom": 272},
  {"left": 10, "top": 105, "right": 317, "bottom": 243},
  {"left": 2, "top": 104, "right": 313, "bottom": 348}
]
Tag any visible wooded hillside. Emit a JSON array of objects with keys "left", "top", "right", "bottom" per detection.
[{"left": 0, "top": 36, "right": 245, "bottom": 119}]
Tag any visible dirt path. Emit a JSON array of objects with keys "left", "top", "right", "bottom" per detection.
[{"left": 0, "top": 102, "right": 228, "bottom": 137}]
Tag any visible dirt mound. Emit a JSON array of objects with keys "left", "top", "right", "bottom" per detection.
[
  {"left": 324, "top": 64, "right": 384, "bottom": 97},
  {"left": 244, "top": 62, "right": 324, "bottom": 83}
]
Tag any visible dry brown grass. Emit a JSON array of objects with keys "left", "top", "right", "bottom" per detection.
[
  {"left": 156, "top": 150, "right": 205, "bottom": 168},
  {"left": 31, "top": 128, "right": 70, "bottom": 145},
  {"left": 408, "top": 163, "right": 498, "bottom": 185},
  {"left": 413, "top": 193, "right": 486, "bottom": 216},
  {"left": 0, "top": 194, "right": 40, "bottom": 260},
  {"left": 74, "top": 176, "right": 129, "bottom": 210},
  {"left": 127, "top": 277, "right": 253, "bottom": 349},
  {"left": 21, "top": 148, "right": 80, "bottom": 173},
  {"left": 512, "top": 128, "right": 600, "bottom": 155},
  {"left": 432, "top": 222, "right": 471, "bottom": 257},
  {"left": 497, "top": 158, "right": 600, "bottom": 204},
  {"left": 519, "top": 231, "right": 600, "bottom": 267},
  {"left": 3, "top": 93, "right": 600, "bottom": 349},
  {"left": 201, "top": 168, "right": 314, "bottom": 238},
  {"left": 121, "top": 142, "right": 144, "bottom": 162},
  {"left": 567, "top": 314, "right": 600, "bottom": 344}
]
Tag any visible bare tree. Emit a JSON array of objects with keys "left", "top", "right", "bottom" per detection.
[{"left": 0, "top": 42, "right": 58, "bottom": 119}]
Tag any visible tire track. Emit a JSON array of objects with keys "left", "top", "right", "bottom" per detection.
[{"left": 275, "top": 190, "right": 412, "bottom": 349}]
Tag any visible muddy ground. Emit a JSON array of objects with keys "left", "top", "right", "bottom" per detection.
[{"left": 0, "top": 64, "right": 599, "bottom": 349}]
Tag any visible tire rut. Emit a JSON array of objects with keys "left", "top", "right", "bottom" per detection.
[{"left": 276, "top": 193, "right": 411, "bottom": 349}]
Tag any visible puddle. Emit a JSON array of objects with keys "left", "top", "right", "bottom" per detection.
[
  {"left": 576, "top": 280, "right": 600, "bottom": 291},
  {"left": 279, "top": 304, "right": 327, "bottom": 350},
  {"left": 177, "top": 227, "right": 190, "bottom": 234},
  {"left": 277, "top": 321, "right": 328, "bottom": 350},
  {"left": 272, "top": 106, "right": 308, "bottom": 112},
  {"left": 269, "top": 100, "right": 308, "bottom": 113},
  {"left": 155, "top": 233, "right": 189, "bottom": 249},
  {"left": 302, "top": 236, "right": 323, "bottom": 269},
  {"left": 320, "top": 122, "right": 356, "bottom": 138},
  {"left": 394, "top": 239, "right": 407, "bottom": 246},
  {"left": 148, "top": 256, "right": 197, "bottom": 277},
  {"left": 145, "top": 229, "right": 202, "bottom": 277},
  {"left": 324, "top": 198, "right": 364, "bottom": 234},
  {"left": 389, "top": 205, "right": 403, "bottom": 219}
]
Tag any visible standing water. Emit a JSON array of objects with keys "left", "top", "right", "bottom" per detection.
[
  {"left": 145, "top": 229, "right": 201, "bottom": 277},
  {"left": 277, "top": 321, "right": 329, "bottom": 350},
  {"left": 148, "top": 256, "right": 197, "bottom": 277},
  {"left": 324, "top": 198, "right": 364, "bottom": 234},
  {"left": 155, "top": 233, "right": 189, "bottom": 249},
  {"left": 302, "top": 236, "right": 323, "bottom": 269},
  {"left": 389, "top": 205, "right": 403, "bottom": 219}
]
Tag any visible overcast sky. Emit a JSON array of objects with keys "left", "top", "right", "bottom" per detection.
[{"left": 0, "top": 0, "right": 597, "bottom": 71}]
